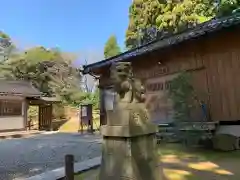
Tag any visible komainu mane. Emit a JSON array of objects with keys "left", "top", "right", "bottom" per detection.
[{"left": 110, "top": 62, "right": 146, "bottom": 104}]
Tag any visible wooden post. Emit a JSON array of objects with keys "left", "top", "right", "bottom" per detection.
[
  {"left": 65, "top": 154, "right": 74, "bottom": 180},
  {"left": 49, "top": 104, "right": 53, "bottom": 131},
  {"left": 89, "top": 104, "right": 93, "bottom": 133},
  {"left": 80, "top": 106, "right": 83, "bottom": 134}
]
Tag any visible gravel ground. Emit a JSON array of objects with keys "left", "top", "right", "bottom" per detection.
[{"left": 0, "top": 133, "right": 102, "bottom": 180}]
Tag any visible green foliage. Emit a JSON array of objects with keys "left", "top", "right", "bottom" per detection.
[
  {"left": 52, "top": 104, "right": 66, "bottom": 120},
  {"left": 0, "top": 46, "right": 82, "bottom": 101},
  {"left": 91, "top": 88, "right": 100, "bottom": 110},
  {"left": 126, "top": 0, "right": 162, "bottom": 49},
  {"left": 168, "top": 72, "right": 195, "bottom": 122},
  {"left": 168, "top": 73, "right": 211, "bottom": 147},
  {"left": 0, "top": 33, "right": 92, "bottom": 107},
  {"left": 80, "top": 88, "right": 100, "bottom": 110},
  {"left": 0, "top": 32, "right": 100, "bottom": 125},
  {"left": 0, "top": 31, "right": 10, "bottom": 39},
  {"left": 125, "top": 0, "right": 240, "bottom": 49},
  {"left": 28, "top": 106, "right": 38, "bottom": 121},
  {"left": 104, "top": 35, "right": 121, "bottom": 59},
  {"left": 156, "top": 0, "right": 216, "bottom": 33},
  {"left": 217, "top": 0, "right": 240, "bottom": 17},
  {"left": 0, "top": 31, "right": 16, "bottom": 61}
]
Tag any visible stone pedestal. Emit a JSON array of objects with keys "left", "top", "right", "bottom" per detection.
[{"left": 99, "top": 103, "right": 161, "bottom": 180}]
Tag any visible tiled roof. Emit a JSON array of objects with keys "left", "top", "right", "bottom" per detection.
[
  {"left": 83, "top": 13, "right": 240, "bottom": 74},
  {"left": 0, "top": 80, "right": 41, "bottom": 97}
]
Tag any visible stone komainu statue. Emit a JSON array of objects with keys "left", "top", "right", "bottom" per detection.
[
  {"left": 108, "top": 62, "right": 150, "bottom": 125},
  {"left": 110, "top": 62, "right": 146, "bottom": 103},
  {"left": 99, "top": 62, "right": 160, "bottom": 180}
]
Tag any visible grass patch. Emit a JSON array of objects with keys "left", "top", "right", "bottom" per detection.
[
  {"left": 159, "top": 143, "right": 240, "bottom": 180},
  {"left": 158, "top": 143, "right": 240, "bottom": 161},
  {"left": 74, "top": 143, "right": 240, "bottom": 180}
]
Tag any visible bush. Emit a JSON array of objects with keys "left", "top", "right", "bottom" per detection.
[
  {"left": 28, "top": 106, "right": 38, "bottom": 122},
  {"left": 52, "top": 104, "right": 66, "bottom": 120}
]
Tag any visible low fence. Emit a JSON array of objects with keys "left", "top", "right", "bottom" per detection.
[{"left": 156, "top": 122, "right": 218, "bottom": 147}]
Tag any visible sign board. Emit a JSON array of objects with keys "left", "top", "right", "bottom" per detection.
[
  {"left": 81, "top": 106, "right": 87, "bottom": 117},
  {"left": 79, "top": 104, "right": 93, "bottom": 133},
  {"left": 145, "top": 74, "right": 177, "bottom": 124}
]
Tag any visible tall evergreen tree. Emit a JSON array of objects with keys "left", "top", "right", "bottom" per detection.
[
  {"left": 217, "top": 0, "right": 240, "bottom": 17},
  {"left": 156, "top": 0, "right": 216, "bottom": 33},
  {"left": 125, "top": 0, "right": 162, "bottom": 49},
  {"left": 104, "top": 35, "right": 121, "bottom": 59},
  {"left": 125, "top": 0, "right": 240, "bottom": 49}
]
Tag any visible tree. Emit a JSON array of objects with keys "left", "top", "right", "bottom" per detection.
[
  {"left": 104, "top": 35, "right": 121, "bottom": 59},
  {"left": 125, "top": 0, "right": 163, "bottom": 49},
  {"left": 156, "top": 0, "right": 216, "bottom": 33},
  {"left": 0, "top": 31, "right": 10, "bottom": 39},
  {"left": 0, "top": 31, "right": 15, "bottom": 61},
  {"left": 217, "top": 0, "right": 240, "bottom": 17},
  {"left": 125, "top": 0, "right": 240, "bottom": 49},
  {"left": 0, "top": 32, "right": 102, "bottom": 125},
  {"left": 0, "top": 46, "right": 84, "bottom": 106},
  {"left": 79, "top": 88, "right": 100, "bottom": 110}
]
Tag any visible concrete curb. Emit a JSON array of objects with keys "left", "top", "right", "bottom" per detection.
[
  {"left": 0, "top": 132, "right": 40, "bottom": 139},
  {"left": 24, "top": 156, "right": 101, "bottom": 180},
  {"left": 41, "top": 131, "right": 59, "bottom": 135},
  {"left": 0, "top": 131, "right": 59, "bottom": 140}
]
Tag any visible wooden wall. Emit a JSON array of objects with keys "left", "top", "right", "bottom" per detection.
[
  {"left": 99, "top": 27, "right": 240, "bottom": 122},
  {"left": 130, "top": 39, "right": 208, "bottom": 123},
  {"left": 201, "top": 30, "right": 240, "bottom": 121}
]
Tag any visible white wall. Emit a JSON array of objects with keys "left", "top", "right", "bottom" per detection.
[
  {"left": 0, "top": 95, "right": 26, "bottom": 131},
  {"left": 0, "top": 116, "right": 24, "bottom": 131},
  {"left": 104, "top": 89, "right": 115, "bottom": 111}
]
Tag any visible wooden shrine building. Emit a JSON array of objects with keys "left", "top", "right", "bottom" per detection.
[
  {"left": 0, "top": 80, "right": 58, "bottom": 132},
  {"left": 83, "top": 14, "right": 240, "bottom": 126}
]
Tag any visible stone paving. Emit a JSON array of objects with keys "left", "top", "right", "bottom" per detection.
[{"left": 0, "top": 132, "right": 102, "bottom": 180}]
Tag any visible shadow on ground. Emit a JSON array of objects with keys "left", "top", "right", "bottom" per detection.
[
  {"left": 158, "top": 143, "right": 240, "bottom": 180},
  {"left": 79, "top": 143, "right": 240, "bottom": 180}
]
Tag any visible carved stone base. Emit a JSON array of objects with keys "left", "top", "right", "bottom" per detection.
[{"left": 99, "top": 134, "right": 160, "bottom": 180}]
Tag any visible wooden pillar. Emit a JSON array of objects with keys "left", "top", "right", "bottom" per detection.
[
  {"left": 38, "top": 105, "right": 43, "bottom": 130},
  {"left": 23, "top": 99, "right": 28, "bottom": 131},
  {"left": 49, "top": 104, "right": 53, "bottom": 130},
  {"left": 65, "top": 154, "right": 74, "bottom": 180}
]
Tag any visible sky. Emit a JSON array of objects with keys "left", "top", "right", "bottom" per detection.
[{"left": 0, "top": 0, "right": 132, "bottom": 64}]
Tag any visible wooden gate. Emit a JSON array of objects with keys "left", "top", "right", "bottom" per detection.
[{"left": 39, "top": 104, "right": 52, "bottom": 131}]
